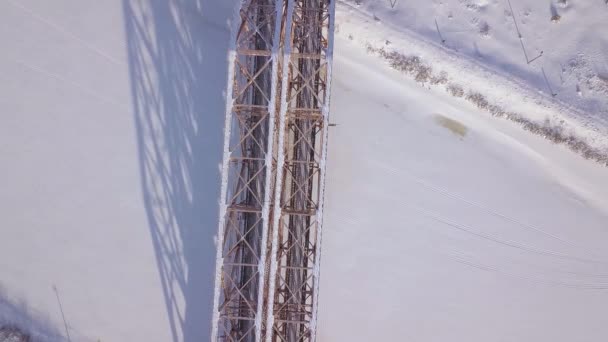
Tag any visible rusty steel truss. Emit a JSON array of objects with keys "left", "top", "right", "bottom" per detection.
[{"left": 212, "top": 1, "right": 335, "bottom": 341}]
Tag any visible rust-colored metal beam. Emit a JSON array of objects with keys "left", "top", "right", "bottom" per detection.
[
  {"left": 212, "top": 1, "right": 285, "bottom": 341},
  {"left": 213, "top": 1, "right": 334, "bottom": 341},
  {"left": 265, "top": 1, "right": 335, "bottom": 341}
]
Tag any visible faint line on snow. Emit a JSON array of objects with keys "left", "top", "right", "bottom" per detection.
[
  {"left": 374, "top": 161, "right": 604, "bottom": 257},
  {"left": 410, "top": 171, "right": 588, "bottom": 247},
  {"left": 52, "top": 285, "right": 72, "bottom": 342},
  {"left": 379, "top": 215, "right": 608, "bottom": 289},
  {"left": 6, "top": 0, "right": 125, "bottom": 67},
  {"left": 444, "top": 250, "right": 608, "bottom": 290},
  {"left": 10, "top": 59, "right": 129, "bottom": 110},
  {"left": 371, "top": 164, "right": 608, "bottom": 267},
  {"left": 399, "top": 207, "right": 608, "bottom": 288},
  {"left": 410, "top": 203, "right": 608, "bottom": 269}
]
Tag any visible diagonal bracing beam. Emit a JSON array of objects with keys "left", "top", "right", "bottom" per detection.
[
  {"left": 212, "top": 1, "right": 285, "bottom": 341},
  {"left": 213, "top": 1, "right": 335, "bottom": 341},
  {"left": 265, "top": 1, "right": 335, "bottom": 341}
]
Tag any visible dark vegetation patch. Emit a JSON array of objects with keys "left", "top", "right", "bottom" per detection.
[{"left": 365, "top": 44, "right": 608, "bottom": 166}]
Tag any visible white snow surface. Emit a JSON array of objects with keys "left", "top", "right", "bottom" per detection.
[
  {"left": 317, "top": 39, "right": 608, "bottom": 341},
  {"left": 337, "top": 0, "right": 608, "bottom": 152},
  {"left": 1, "top": 0, "right": 239, "bottom": 341},
  {"left": 1, "top": 1, "right": 608, "bottom": 342}
]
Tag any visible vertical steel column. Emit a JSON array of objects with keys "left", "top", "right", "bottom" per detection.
[
  {"left": 266, "top": 1, "right": 334, "bottom": 341},
  {"left": 212, "top": 1, "right": 284, "bottom": 341},
  {"left": 214, "top": 1, "right": 334, "bottom": 340}
]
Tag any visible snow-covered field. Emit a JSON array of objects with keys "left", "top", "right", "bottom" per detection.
[
  {"left": 1, "top": 0, "right": 238, "bottom": 341},
  {"left": 318, "top": 39, "right": 608, "bottom": 341},
  {"left": 337, "top": 0, "right": 608, "bottom": 161},
  {"left": 1, "top": 0, "right": 607, "bottom": 341}
]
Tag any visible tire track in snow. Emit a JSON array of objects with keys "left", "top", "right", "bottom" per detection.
[
  {"left": 6, "top": 0, "right": 124, "bottom": 67},
  {"left": 326, "top": 176, "right": 608, "bottom": 288},
  {"left": 326, "top": 183, "right": 608, "bottom": 285},
  {"left": 9, "top": 59, "right": 129, "bottom": 110},
  {"left": 365, "top": 162, "right": 608, "bottom": 269},
  {"left": 395, "top": 216, "right": 608, "bottom": 288},
  {"left": 443, "top": 250, "right": 608, "bottom": 290},
  {"left": 338, "top": 209, "right": 608, "bottom": 289},
  {"left": 410, "top": 203, "right": 608, "bottom": 268},
  {"left": 375, "top": 160, "right": 608, "bottom": 261},
  {"left": 448, "top": 249, "right": 608, "bottom": 283}
]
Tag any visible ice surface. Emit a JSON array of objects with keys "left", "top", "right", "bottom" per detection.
[
  {"left": 317, "top": 39, "right": 608, "bottom": 342},
  {"left": 1, "top": 1, "right": 608, "bottom": 341}
]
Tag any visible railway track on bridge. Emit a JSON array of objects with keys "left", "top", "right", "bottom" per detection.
[{"left": 212, "top": 1, "right": 335, "bottom": 341}]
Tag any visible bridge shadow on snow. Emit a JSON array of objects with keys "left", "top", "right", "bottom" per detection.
[{"left": 123, "top": 0, "right": 238, "bottom": 340}]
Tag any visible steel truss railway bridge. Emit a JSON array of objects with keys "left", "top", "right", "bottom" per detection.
[{"left": 211, "top": 0, "right": 336, "bottom": 341}]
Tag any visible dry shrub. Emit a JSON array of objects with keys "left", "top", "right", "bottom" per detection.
[
  {"left": 389, "top": 54, "right": 422, "bottom": 74},
  {"left": 415, "top": 65, "right": 433, "bottom": 83},
  {"left": 378, "top": 50, "right": 435, "bottom": 83},
  {"left": 488, "top": 104, "right": 505, "bottom": 117},
  {"left": 0, "top": 326, "right": 30, "bottom": 342},
  {"left": 479, "top": 22, "right": 491, "bottom": 37},
  {"left": 431, "top": 71, "right": 448, "bottom": 85},
  {"left": 363, "top": 44, "right": 608, "bottom": 166},
  {"left": 365, "top": 43, "right": 376, "bottom": 54},
  {"left": 446, "top": 83, "right": 464, "bottom": 97},
  {"left": 466, "top": 91, "right": 489, "bottom": 110}
]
